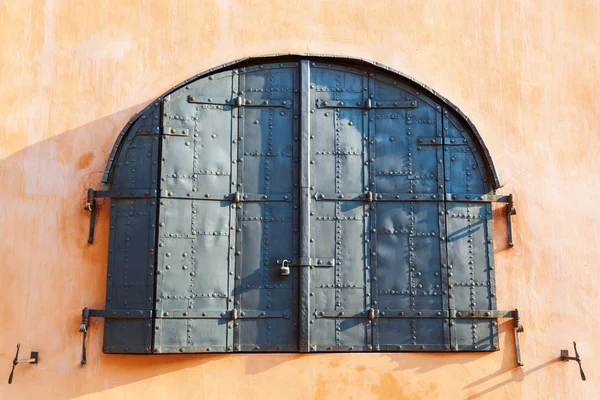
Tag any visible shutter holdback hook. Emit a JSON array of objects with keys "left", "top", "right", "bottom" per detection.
[
  {"left": 560, "top": 341, "right": 586, "bottom": 381},
  {"left": 7, "top": 343, "right": 39, "bottom": 384}
]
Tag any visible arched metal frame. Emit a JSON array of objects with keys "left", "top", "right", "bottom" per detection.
[
  {"left": 104, "top": 54, "right": 500, "bottom": 189},
  {"left": 85, "top": 55, "right": 519, "bottom": 357}
]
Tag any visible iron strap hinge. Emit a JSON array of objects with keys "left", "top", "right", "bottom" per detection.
[
  {"left": 314, "top": 191, "right": 516, "bottom": 247},
  {"left": 227, "top": 309, "right": 292, "bottom": 320},
  {"left": 83, "top": 188, "right": 158, "bottom": 244},
  {"left": 187, "top": 95, "right": 292, "bottom": 109},
  {"left": 316, "top": 99, "right": 418, "bottom": 109},
  {"left": 88, "top": 189, "right": 157, "bottom": 199},
  {"left": 78, "top": 308, "right": 153, "bottom": 365},
  {"left": 416, "top": 137, "right": 471, "bottom": 146},
  {"left": 312, "top": 308, "right": 524, "bottom": 366}
]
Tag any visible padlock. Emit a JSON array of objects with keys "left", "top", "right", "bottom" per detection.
[{"left": 280, "top": 259, "right": 291, "bottom": 276}]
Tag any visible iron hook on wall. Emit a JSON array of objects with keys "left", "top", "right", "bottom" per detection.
[
  {"left": 7, "top": 344, "right": 39, "bottom": 384},
  {"left": 560, "top": 341, "right": 586, "bottom": 381}
]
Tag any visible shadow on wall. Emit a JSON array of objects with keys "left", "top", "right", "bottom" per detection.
[{"left": 2, "top": 103, "right": 531, "bottom": 400}]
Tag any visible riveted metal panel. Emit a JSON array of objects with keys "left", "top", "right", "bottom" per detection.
[
  {"left": 156, "top": 62, "right": 299, "bottom": 353},
  {"left": 103, "top": 102, "right": 160, "bottom": 354},
  {"left": 308, "top": 63, "right": 370, "bottom": 351},
  {"left": 442, "top": 107, "right": 497, "bottom": 351},
  {"left": 103, "top": 57, "right": 499, "bottom": 354},
  {"left": 155, "top": 70, "right": 237, "bottom": 353},
  {"left": 234, "top": 63, "right": 299, "bottom": 352},
  {"left": 446, "top": 202, "right": 497, "bottom": 350},
  {"left": 371, "top": 76, "right": 449, "bottom": 351}
]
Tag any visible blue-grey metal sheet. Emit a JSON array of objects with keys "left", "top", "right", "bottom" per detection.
[
  {"left": 102, "top": 57, "right": 499, "bottom": 354},
  {"left": 443, "top": 109, "right": 497, "bottom": 350},
  {"left": 155, "top": 63, "right": 299, "bottom": 353},
  {"left": 308, "top": 64, "right": 370, "bottom": 351},
  {"left": 446, "top": 202, "right": 497, "bottom": 350},
  {"left": 103, "top": 102, "right": 160, "bottom": 353}
]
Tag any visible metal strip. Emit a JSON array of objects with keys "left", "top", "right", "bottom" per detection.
[
  {"left": 416, "top": 137, "right": 469, "bottom": 146},
  {"left": 436, "top": 104, "right": 451, "bottom": 350},
  {"left": 227, "top": 70, "right": 240, "bottom": 352},
  {"left": 88, "top": 309, "right": 153, "bottom": 318},
  {"left": 158, "top": 310, "right": 292, "bottom": 319},
  {"left": 315, "top": 99, "right": 417, "bottom": 109},
  {"left": 91, "top": 189, "right": 157, "bottom": 199},
  {"left": 314, "top": 193, "right": 512, "bottom": 202},
  {"left": 311, "top": 345, "right": 375, "bottom": 352},
  {"left": 485, "top": 202, "right": 499, "bottom": 349},
  {"left": 314, "top": 192, "right": 444, "bottom": 201},
  {"left": 443, "top": 107, "right": 457, "bottom": 350},
  {"left": 298, "top": 60, "right": 311, "bottom": 352},
  {"left": 451, "top": 310, "right": 516, "bottom": 318},
  {"left": 445, "top": 193, "right": 511, "bottom": 202},
  {"left": 291, "top": 64, "right": 301, "bottom": 351},
  {"left": 187, "top": 95, "right": 292, "bottom": 109},
  {"left": 367, "top": 74, "right": 377, "bottom": 351},
  {"left": 232, "top": 70, "right": 245, "bottom": 352},
  {"left": 277, "top": 257, "right": 334, "bottom": 267},
  {"left": 314, "top": 310, "right": 449, "bottom": 318},
  {"left": 153, "top": 112, "right": 169, "bottom": 352},
  {"left": 377, "top": 344, "right": 449, "bottom": 352},
  {"left": 159, "top": 191, "right": 292, "bottom": 201}
]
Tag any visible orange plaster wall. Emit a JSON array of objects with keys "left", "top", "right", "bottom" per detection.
[{"left": 1, "top": 1, "right": 599, "bottom": 399}]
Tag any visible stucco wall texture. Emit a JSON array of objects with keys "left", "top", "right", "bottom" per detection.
[{"left": 1, "top": 1, "right": 599, "bottom": 399}]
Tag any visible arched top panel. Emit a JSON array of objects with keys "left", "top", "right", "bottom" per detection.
[{"left": 103, "top": 54, "right": 500, "bottom": 191}]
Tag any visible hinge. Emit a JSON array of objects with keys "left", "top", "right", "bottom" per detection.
[
  {"left": 78, "top": 308, "right": 152, "bottom": 365},
  {"left": 83, "top": 188, "right": 157, "bottom": 244},
  {"left": 187, "top": 95, "right": 292, "bottom": 108},
  {"left": 416, "top": 137, "right": 470, "bottom": 146},
  {"left": 315, "top": 99, "right": 417, "bottom": 109},
  {"left": 453, "top": 309, "right": 524, "bottom": 367}
]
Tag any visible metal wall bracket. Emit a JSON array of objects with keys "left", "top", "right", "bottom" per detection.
[
  {"left": 561, "top": 342, "right": 586, "bottom": 381},
  {"left": 506, "top": 194, "right": 517, "bottom": 247},
  {"left": 84, "top": 189, "right": 97, "bottom": 244},
  {"left": 7, "top": 344, "right": 39, "bottom": 384},
  {"left": 512, "top": 309, "right": 524, "bottom": 366}
]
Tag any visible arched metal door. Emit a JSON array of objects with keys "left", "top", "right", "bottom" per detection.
[{"left": 91, "top": 55, "right": 506, "bottom": 355}]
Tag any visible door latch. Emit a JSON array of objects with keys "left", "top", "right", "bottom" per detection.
[
  {"left": 561, "top": 341, "right": 586, "bottom": 381},
  {"left": 276, "top": 258, "right": 335, "bottom": 276},
  {"left": 7, "top": 344, "right": 39, "bottom": 384}
]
